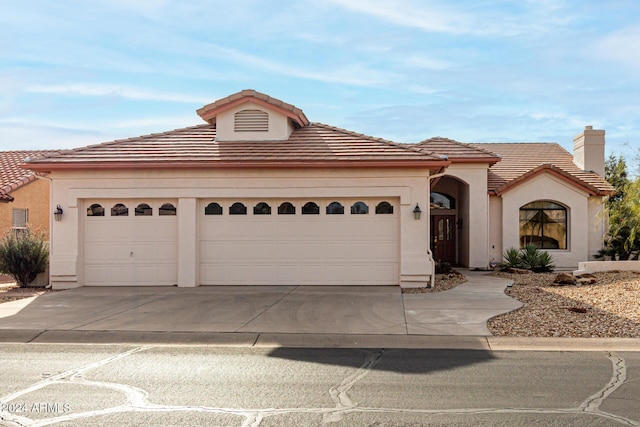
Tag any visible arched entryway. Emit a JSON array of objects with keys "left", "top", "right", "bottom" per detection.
[{"left": 430, "top": 176, "right": 470, "bottom": 266}]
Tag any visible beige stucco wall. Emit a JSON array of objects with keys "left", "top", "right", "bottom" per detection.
[
  {"left": 501, "top": 173, "right": 591, "bottom": 269},
  {"left": 488, "top": 195, "right": 503, "bottom": 264},
  {"left": 0, "top": 179, "right": 50, "bottom": 237},
  {"left": 48, "top": 167, "right": 433, "bottom": 289}
]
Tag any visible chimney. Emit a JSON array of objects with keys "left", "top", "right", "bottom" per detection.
[{"left": 573, "top": 125, "right": 605, "bottom": 177}]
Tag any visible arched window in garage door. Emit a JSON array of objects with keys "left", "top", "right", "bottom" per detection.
[
  {"left": 253, "top": 202, "right": 271, "bottom": 215},
  {"left": 159, "top": 203, "right": 177, "bottom": 216},
  {"left": 351, "top": 201, "right": 369, "bottom": 214},
  {"left": 302, "top": 202, "right": 319, "bottom": 215},
  {"left": 326, "top": 201, "right": 344, "bottom": 215},
  {"left": 230, "top": 202, "right": 247, "bottom": 215},
  {"left": 111, "top": 203, "right": 128, "bottom": 216},
  {"left": 375, "top": 201, "right": 394, "bottom": 214},
  {"left": 135, "top": 203, "right": 152, "bottom": 216},
  {"left": 278, "top": 202, "right": 296, "bottom": 215},
  {"left": 87, "top": 204, "right": 105, "bottom": 216},
  {"left": 205, "top": 202, "right": 223, "bottom": 215}
]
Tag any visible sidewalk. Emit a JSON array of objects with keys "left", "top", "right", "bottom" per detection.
[{"left": 0, "top": 271, "right": 638, "bottom": 351}]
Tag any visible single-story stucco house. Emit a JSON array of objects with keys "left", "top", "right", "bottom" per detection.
[{"left": 23, "top": 90, "right": 614, "bottom": 290}]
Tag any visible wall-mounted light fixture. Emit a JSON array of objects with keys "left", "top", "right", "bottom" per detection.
[
  {"left": 54, "top": 205, "right": 63, "bottom": 221},
  {"left": 413, "top": 203, "right": 422, "bottom": 220}
]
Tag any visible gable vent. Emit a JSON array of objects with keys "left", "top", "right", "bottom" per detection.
[{"left": 234, "top": 109, "right": 268, "bottom": 132}]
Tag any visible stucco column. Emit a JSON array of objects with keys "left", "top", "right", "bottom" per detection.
[
  {"left": 465, "top": 169, "right": 490, "bottom": 269},
  {"left": 177, "top": 198, "right": 198, "bottom": 287}
]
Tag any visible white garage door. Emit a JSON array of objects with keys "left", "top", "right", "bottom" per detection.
[
  {"left": 199, "top": 199, "right": 399, "bottom": 285},
  {"left": 83, "top": 201, "right": 178, "bottom": 286}
]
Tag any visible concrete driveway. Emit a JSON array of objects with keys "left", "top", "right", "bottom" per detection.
[{"left": 0, "top": 271, "right": 522, "bottom": 345}]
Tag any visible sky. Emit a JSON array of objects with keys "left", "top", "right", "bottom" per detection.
[{"left": 1, "top": 0, "right": 639, "bottom": 172}]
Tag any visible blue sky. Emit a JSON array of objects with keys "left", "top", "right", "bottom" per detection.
[{"left": 1, "top": 0, "right": 639, "bottom": 171}]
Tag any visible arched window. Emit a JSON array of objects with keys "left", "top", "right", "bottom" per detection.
[
  {"left": 375, "top": 201, "right": 394, "bottom": 214},
  {"left": 519, "top": 201, "right": 567, "bottom": 249},
  {"left": 159, "top": 203, "right": 177, "bottom": 216},
  {"left": 326, "top": 201, "right": 344, "bottom": 215},
  {"left": 278, "top": 202, "right": 296, "bottom": 215},
  {"left": 87, "top": 204, "right": 104, "bottom": 216},
  {"left": 350, "top": 201, "right": 369, "bottom": 215},
  {"left": 135, "top": 203, "right": 152, "bottom": 216},
  {"left": 111, "top": 203, "right": 128, "bottom": 216},
  {"left": 205, "top": 202, "right": 223, "bottom": 215},
  {"left": 230, "top": 202, "right": 247, "bottom": 215},
  {"left": 302, "top": 202, "right": 319, "bottom": 215},
  {"left": 430, "top": 192, "right": 455, "bottom": 209},
  {"left": 253, "top": 202, "right": 271, "bottom": 215}
]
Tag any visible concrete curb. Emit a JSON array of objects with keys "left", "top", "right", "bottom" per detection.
[{"left": 1, "top": 329, "right": 639, "bottom": 351}]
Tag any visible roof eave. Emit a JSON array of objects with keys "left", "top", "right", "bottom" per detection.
[
  {"left": 494, "top": 164, "right": 609, "bottom": 197},
  {"left": 197, "top": 97, "right": 310, "bottom": 128},
  {"left": 24, "top": 159, "right": 451, "bottom": 172}
]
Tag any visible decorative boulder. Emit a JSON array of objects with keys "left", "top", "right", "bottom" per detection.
[
  {"left": 553, "top": 273, "right": 575, "bottom": 285},
  {"left": 576, "top": 272, "right": 596, "bottom": 279},
  {"left": 576, "top": 277, "right": 596, "bottom": 285}
]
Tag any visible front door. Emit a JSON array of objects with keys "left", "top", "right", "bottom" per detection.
[{"left": 431, "top": 215, "right": 456, "bottom": 263}]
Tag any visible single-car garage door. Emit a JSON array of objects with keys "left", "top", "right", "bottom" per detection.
[
  {"left": 83, "top": 200, "right": 178, "bottom": 286},
  {"left": 199, "top": 198, "right": 399, "bottom": 285}
]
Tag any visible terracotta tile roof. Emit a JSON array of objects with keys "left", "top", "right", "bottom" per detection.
[
  {"left": 471, "top": 142, "right": 615, "bottom": 196},
  {"left": 0, "top": 150, "right": 60, "bottom": 202},
  {"left": 197, "top": 89, "right": 310, "bottom": 127},
  {"left": 25, "top": 123, "right": 448, "bottom": 172},
  {"left": 414, "top": 137, "right": 500, "bottom": 164}
]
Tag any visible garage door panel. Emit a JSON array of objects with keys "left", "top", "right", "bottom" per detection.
[
  {"left": 200, "top": 198, "right": 399, "bottom": 286},
  {"left": 201, "top": 262, "right": 397, "bottom": 285},
  {"left": 83, "top": 202, "right": 178, "bottom": 286}
]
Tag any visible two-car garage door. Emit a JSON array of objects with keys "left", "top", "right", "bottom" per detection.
[{"left": 83, "top": 198, "right": 399, "bottom": 286}]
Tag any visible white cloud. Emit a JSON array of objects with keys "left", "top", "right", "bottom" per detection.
[
  {"left": 593, "top": 25, "right": 640, "bottom": 70},
  {"left": 214, "top": 45, "right": 397, "bottom": 87},
  {"left": 25, "top": 83, "right": 210, "bottom": 104}
]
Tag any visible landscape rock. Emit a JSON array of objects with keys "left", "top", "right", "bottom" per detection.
[
  {"left": 553, "top": 272, "right": 575, "bottom": 285},
  {"left": 576, "top": 277, "right": 597, "bottom": 285}
]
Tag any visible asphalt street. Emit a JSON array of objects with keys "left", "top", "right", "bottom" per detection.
[{"left": 1, "top": 344, "right": 639, "bottom": 426}]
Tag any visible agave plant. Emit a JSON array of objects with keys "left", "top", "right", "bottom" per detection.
[{"left": 500, "top": 247, "right": 523, "bottom": 270}]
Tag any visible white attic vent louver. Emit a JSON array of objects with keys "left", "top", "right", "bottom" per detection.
[{"left": 234, "top": 109, "right": 268, "bottom": 132}]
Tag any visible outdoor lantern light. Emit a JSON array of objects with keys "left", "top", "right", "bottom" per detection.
[
  {"left": 54, "top": 205, "right": 63, "bottom": 221},
  {"left": 413, "top": 203, "right": 422, "bottom": 220}
]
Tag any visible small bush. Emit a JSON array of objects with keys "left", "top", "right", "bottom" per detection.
[
  {"left": 500, "top": 247, "right": 523, "bottom": 270},
  {"left": 0, "top": 228, "right": 49, "bottom": 287},
  {"left": 500, "top": 245, "right": 554, "bottom": 273}
]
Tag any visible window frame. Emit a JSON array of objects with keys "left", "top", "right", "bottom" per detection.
[
  {"left": 11, "top": 208, "right": 28, "bottom": 230},
  {"left": 519, "top": 200, "right": 568, "bottom": 250}
]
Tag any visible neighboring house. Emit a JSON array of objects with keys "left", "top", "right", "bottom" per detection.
[
  {"left": 0, "top": 150, "right": 59, "bottom": 237},
  {"left": 23, "top": 90, "right": 614, "bottom": 290}
]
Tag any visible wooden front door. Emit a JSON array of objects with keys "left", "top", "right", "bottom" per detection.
[{"left": 431, "top": 215, "right": 456, "bottom": 263}]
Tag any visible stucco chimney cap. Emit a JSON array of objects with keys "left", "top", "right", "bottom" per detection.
[{"left": 585, "top": 125, "right": 593, "bottom": 130}]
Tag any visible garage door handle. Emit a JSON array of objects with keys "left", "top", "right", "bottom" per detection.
[{"left": 130, "top": 252, "right": 134, "bottom": 257}]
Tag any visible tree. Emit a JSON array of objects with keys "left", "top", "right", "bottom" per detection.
[
  {"left": 599, "top": 155, "right": 640, "bottom": 260},
  {"left": 0, "top": 228, "right": 49, "bottom": 287}
]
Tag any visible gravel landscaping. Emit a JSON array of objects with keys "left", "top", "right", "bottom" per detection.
[{"left": 487, "top": 271, "right": 640, "bottom": 338}]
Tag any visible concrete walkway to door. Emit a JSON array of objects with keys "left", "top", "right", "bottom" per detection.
[{"left": 0, "top": 270, "right": 522, "bottom": 345}]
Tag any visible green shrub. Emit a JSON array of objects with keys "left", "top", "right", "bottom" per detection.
[
  {"left": 500, "top": 247, "right": 523, "bottom": 270},
  {"left": 500, "top": 245, "right": 554, "bottom": 273},
  {"left": 0, "top": 228, "right": 49, "bottom": 287}
]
